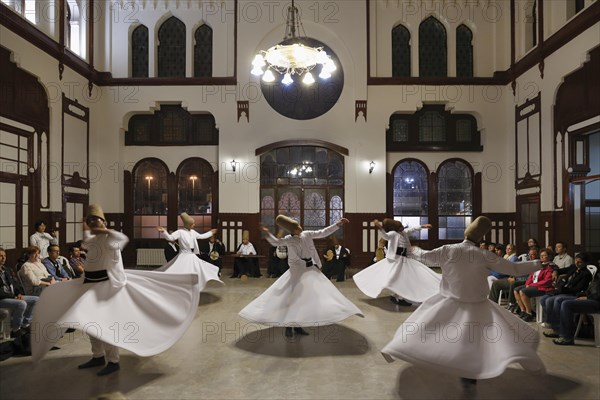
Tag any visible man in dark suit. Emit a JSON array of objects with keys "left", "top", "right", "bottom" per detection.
[
  {"left": 163, "top": 230, "right": 179, "bottom": 262},
  {"left": 321, "top": 237, "right": 351, "bottom": 282},
  {"left": 200, "top": 235, "right": 226, "bottom": 275}
]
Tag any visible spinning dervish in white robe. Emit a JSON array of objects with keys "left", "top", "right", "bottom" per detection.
[
  {"left": 239, "top": 215, "right": 363, "bottom": 337},
  {"left": 31, "top": 205, "right": 201, "bottom": 376},
  {"left": 156, "top": 212, "right": 223, "bottom": 291},
  {"left": 381, "top": 216, "right": 546, "bottom": 384},
  {"left": 353, "top": 218, "right": 441, "bottom": 304}
]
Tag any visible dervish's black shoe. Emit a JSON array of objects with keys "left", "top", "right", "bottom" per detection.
[
  {"left": 97, "top": 362, "right": 120, "bottom": 376},
  {"left": 294, "top": 327, "right": 309, "bottom": 336}
]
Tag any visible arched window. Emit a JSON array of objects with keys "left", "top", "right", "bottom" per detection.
[
  {"left": 260, "top": 146, "right": 344, "bottom": 233},
  {"left": 437, "top": 159, "right": 473, "bottom": 240},
  {"left": 419, "top": 16, "right": 447, "bottom": 77},
  {"left": 158, "top": 16, "right": 186, "bottom": 77},
  {"left": 393, "top": 160, "right": 429, "bottom": 240},
  {"left": 392, "top": 24, "right": 411, "bottom": 77},
  {"left": 456, "top": 24, "right": 473, "bottom": 77},
  {"left": 177, "top": 158, "right": 214, "bottom": 233},
  {"left": 194, "top": 24, "right": 213, "bottom": 77},
  {"left": 133, "top": 159, "right": 169, "bottom": 239},
  {"left": 131, "top": 25, "right": 149, "bottom": 78}
]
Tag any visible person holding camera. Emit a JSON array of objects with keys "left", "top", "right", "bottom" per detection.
[{"left": 29, "top": 220, "right": 59, "bottom": 259}]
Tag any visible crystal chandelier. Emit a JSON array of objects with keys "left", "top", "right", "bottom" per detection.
[{"left": 251, "top": 0, "right": 336, "bottom": 85}]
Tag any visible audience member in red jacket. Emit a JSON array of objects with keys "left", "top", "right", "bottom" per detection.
[{"left": 513, "top": 248, "right": 558, "bottom": 322}]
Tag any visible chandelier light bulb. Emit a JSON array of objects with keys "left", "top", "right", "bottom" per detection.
[
  {"left": 282, "top": 72, "right": 294, "bottom": 85},
  {"left": 302, "top": 72, "right": 315, "bottom": 85},
  {"left": 323, "top": 61, "right": 337, "bottom": 73},
  {"left": 251, "top": 65, "right": 264, "bottom": 76},
  {"left": 262, "top": 69, "right": 276, "bottom": 82},
  {"left": 316, "top": 51, "right": 330, "bottom": 64},
  {"left": 319, "top": 69, "right": 331, "bottom": 80},
  {"left": 252, "top": 54, "right": 266, "bottom": 67}
]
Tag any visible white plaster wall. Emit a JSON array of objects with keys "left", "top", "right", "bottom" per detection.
[
  {"left": 371, "top": 0, "right": 511, "bottom": 77},
  {"left": 106, "top": 0, "right": 235, "bottom": 77},
  {"left": 2, "top": 0, "right": 598, "bottom": 220},
  {"left": 512, "top": 23, "right": 600, "bottom": 213},
  {"left": 0, "top": 26, "right": 94, "bottom": 211}
]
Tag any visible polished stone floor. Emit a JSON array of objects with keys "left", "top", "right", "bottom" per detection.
[{"left": 1, "top": 274, "right": 599, "bottom": 400}]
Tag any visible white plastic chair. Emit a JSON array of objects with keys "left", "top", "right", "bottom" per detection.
[
  {"left": 574, "top": 313, "right": 600, "bottom": 347},
  {"left": 0, "top": 308, "right": 11, "bottom": 340}
]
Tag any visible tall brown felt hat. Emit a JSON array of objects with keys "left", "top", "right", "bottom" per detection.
[
  {"left": 180, "top": 212, "right": 195, "bottom": 229},
  {"left": 464, "top": 216, "right": 492, "bottom": 243},
  {"left": 382, "top": 218, "right": 403, "bottom": 232},
  {"left": 242, "top": 230, "right": 250, "bottom": 240},
  {"left": 87, "top": 204, "right": 106, "bottom": 221},
  {"left": 275, "top": 215, "right": 300, "bottom": 232}
]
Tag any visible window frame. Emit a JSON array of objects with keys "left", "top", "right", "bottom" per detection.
[
  {"left": 386, "top": 105, "right": 482, "bottom": 152},
  {"left": 125, "top": 105, "right": 219, "bottom": 146}
]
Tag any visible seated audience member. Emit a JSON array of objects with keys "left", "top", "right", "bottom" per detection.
[
  {"left": 232, "top": 231, "right": 260, "bottom": 279},
  {"left": 479, "top": 240, "right": 488, "bottom": 250},
  {"left": 266, "top": 232, "right": 289, "bottom": 278},
  {"left": 199, "top": 235, "right": 225, "bottom": 274},
  {"left": 548, "top": 271, "right": 600, "bottom": 345},
  {"left": 68, "top": 244, "right": 85, "bottom": 278},
  {"left": 494, "top": 244, "right": 505, "bottom": 258},
  {"left": 541, "top": 253, "right": 593, "bottom": 334},
  {"left": 514, "top": 249, "right": 557, "bottom": 322},
  {"left": 163, "top": 230, "right": 179, "bottom": 263},
  {"left": 372, "top": 238, "right": 387, "bottom": 264},
  {"left": 487, "top": 244, "right": 509, "bottom": 288},
  {"left": 489, "top": 248, "right": 538, "bottom": 308},
  {"left": 74, "top": 240, "right": 88, "bottom": 260},
  {"left": 29, "top": 220, "right": 59, "bottom": 259},
  {"left": 518, "top": 238, "right": 540, "bottom": 261},
  {"left": 18, "top": 246, "right": 56, "bottom": 295},
  {"left": 321, "top": 237, "right": 351, "bottom": 282},
  {"left": 487, "top": 242, "right": 497, "bottom": 253},
  {"left": 42, "top": 245, "right": 71, "bottom": 281},
  {"left": 0, "top": 247, "right": 38, "bottom": 338},
  {"left": 553, "top": 241, "right": 574, "bottom": 274},
  {"left": 503, "top": 243, "right": 519, "bottom": 262}
]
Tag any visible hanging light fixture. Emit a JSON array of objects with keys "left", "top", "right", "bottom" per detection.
[{"left": 251, "top": 0, "right": 336, "bottom": 85}]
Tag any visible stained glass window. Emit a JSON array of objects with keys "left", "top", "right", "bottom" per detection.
[
  {"left": 194, "top": 24, "right": 213, "bottom": 77},
  {"left": 392, "top": 24, "right": 411, "bottom": 77},
  {"left": 132, "top": 25, "right": 149, "bottom": 78},
  {"left": 419, "top": 16, "right": 447, "bottom": 77},
  {"left": 158, "top": 17, "right": 186, "bottom": 77},
  {"left": 456, "top": 24, "right": 473, "bottom": 77}
]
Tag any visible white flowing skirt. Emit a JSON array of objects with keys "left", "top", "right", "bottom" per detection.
[
  {"left": 157, "top": 251, "right": 223, "bottom": 291},
  {"left": 381, "top": 294, "right": 546, "bottom": 379},
  {"left": 32, "top": 270, "right": 200, "bottom": 363},
  {"left": 352, "top": 256, "right": 441, "bottom": 303},
  {"left": 239, "top": 264, "right": 364, "bottom": 327}
]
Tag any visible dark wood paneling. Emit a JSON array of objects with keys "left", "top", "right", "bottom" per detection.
[
  {"left": 483, "top": 212, "right": 516, "bottom": 247},
  {"left": 255, "top": 140, "right": 349, "bottom": 156}
]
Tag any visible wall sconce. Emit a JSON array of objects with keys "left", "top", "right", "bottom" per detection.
[
  {"left": 230, "top": 160, "right": 236, "bottom": 172},
  {"left": 369, "top": 161, "right": 375, "bottom": 174}
]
